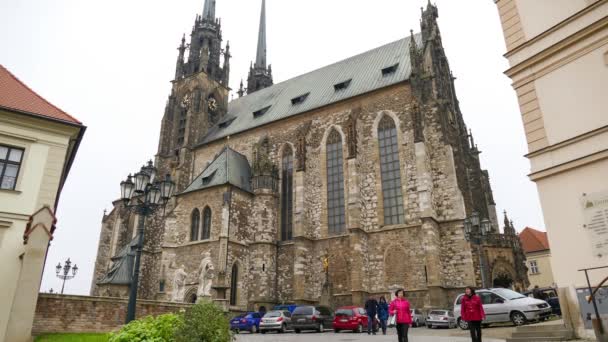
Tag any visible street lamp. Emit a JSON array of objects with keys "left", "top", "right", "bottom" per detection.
[
  {"left": 464, "top": 212, "right": 492, "bottom": 289},
  {"left": 55, "top": 258, "right": 78, "bottom": 294},
  {"left": 120, "top": 160, "right": 175, "bottom": 324}
]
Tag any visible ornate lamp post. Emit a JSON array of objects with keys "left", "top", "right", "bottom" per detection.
[
  {"left": 464, "top": 212, "right": 492, "bottom": 289},
  {"left": 55, "top": 258, "right": 78, "bottom": 294},
  {"left": 120, "top": 160, "right": 175, "bottom": 323}
]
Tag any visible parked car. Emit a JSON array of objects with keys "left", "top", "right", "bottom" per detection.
[
  {"left": 332, "top": 306, "right": 379, "bottom": 333},
  {"left": 230, "top": 312, "right": 264, "bottom": 333},
  {"left": 523, "top": 287, "right": 561, "bottom": 316},
  {"left": 411, "top": 309, "right": 426, "bottom": 327},
  {"left": 291, "top": 305, "right": 334, "bottom": 333},
  {"left": 260, "top": 310, "right": 292, "bottom": 333},
  {"left": 454, "top": 288, "right": 552, "bottom": 330},
  {"left": 426, "top": 310, "right": 457, "bottom": 329}
]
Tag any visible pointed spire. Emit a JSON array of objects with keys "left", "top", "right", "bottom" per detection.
[
  {"left": 255, "top": 0, "right": 267, "bottom": 69},
  {"left": 203, "top": 0, "right": 216, "bottom": 20},
  {"left": 503, "top": 210, "right": 510, "bottom": 229},
  {"left": 237, "top": 79, "right": 245, "bottom": 98}
]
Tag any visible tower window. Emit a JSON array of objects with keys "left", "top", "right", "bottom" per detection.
[
  {"left": 253, "top": 106, "right": 271, "bottom": 118},
  {"left": 291, "top": 93, "right": 310, "bottom": 105},
  {"left": 381, "top": 63, "right": 399, "bottom": 76},
  {"left": 334, "top": 79, "right": 352, "bottom": 91}
]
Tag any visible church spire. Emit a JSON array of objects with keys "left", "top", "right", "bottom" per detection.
[
  {"left": 255, "top": 0, "right": 267, "bottom": 69},
  {"left": 203, "top": 0, "right": 216, "bottom": 21},
  {"left": 246, "top": 0, "right": 273, "bottom": 94}
]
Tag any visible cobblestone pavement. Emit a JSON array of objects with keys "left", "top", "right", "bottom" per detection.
[{"left": 235, "top": 326, "right": 508, "bottom": 342}]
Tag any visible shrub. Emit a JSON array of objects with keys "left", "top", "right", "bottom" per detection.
[
  {"left": 109, "top": 313, "right": 183, "bottom": 342},
  {"left": 174, "top": 301, "right": 232, "bottom": 342}
]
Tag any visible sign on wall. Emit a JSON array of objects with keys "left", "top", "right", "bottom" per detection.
[{"left": 582, "top": 191, "right": 608, "bottom": 258}]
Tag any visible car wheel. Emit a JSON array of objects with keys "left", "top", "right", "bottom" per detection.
[
  {"left": 427, "top": 324, "right": 432, "bottom": 329},
  {"left": 280, "top": 324, "right": 286, "bottom": 333},
  {"left": 334, "top": 329, "right": 340, "bottom": 333},
  {"left": 511, "top": 311, "right": 527, "bottom": 326},
  {"left": 261, "top": 330, "right": 266, "bottom": 334},
  {"left": 295, "top": 329, "right": 301, "bottom": 334},
  {"left": 250, "top": 325, "right": 257, "bottom": 334},
  {"left": 458, "top": 318, "right": 469, "bottom": 330},
  {"left": 356, "top": 324, "right": 363, "bottom": 333},
  {"left": 317, "top": 322, "right": 324, "bottom": 333}
]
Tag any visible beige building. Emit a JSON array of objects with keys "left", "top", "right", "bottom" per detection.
[
  {"left": 519, "top": 227, "right": 555, "bottom": 289},
  {"left": 0, "top": 65, "right": 85, "bottom": 342},
  {"left": 494, "top": 0, "right": 608, "bottom": 337}
]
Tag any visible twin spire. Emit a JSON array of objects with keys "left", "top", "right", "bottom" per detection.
[
  {"left": 202, "top": 0, "right": 216, "bottom": 21},
  {"left": 255, "top": 0, "right": 267, "bottom": 70}
]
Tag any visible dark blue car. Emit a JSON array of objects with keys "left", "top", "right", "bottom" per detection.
[{"left": 230, "top": 312, "right": 263, "bottom": 333}]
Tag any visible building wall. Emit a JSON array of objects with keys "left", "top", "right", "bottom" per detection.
[
  {"left": 495, "top": 0, "right": 608, "bottom": 337},
  {"left": 0, "top": 110, "right": 81, "bottom": 341},
  {"left": 526, "top": 250, "right": 555, "bottom": 289}
]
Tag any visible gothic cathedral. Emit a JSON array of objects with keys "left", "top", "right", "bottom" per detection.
[{"left": 91, "top": 0, "right": 529, "bottom": 311}]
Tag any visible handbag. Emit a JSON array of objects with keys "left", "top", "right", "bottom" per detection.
[{"left": 388, "top": 314, "right": 396, "bottom": 327}]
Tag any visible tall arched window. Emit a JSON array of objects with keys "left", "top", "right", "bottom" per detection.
[
  {"left": 281, "top": 146, "right": 294, "bottom": 241},
  {"left": 230, "top": 263, "right": 238, "bottom": 306},
  {"left": 202, "top": 206, "right": 211, "bottom": 240},
  {"left": 326, "top": 129, "right": 345, "bottom": 234},
  {"left": 378, "top": 116, "right": 405, "bottom": 225},
  {"left": 190, "top": 209, "right": 200, "bottom": 241}
]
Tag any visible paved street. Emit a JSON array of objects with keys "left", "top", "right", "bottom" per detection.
[{"left": 235, "top": 327, "right": 507, "bottom": 342}]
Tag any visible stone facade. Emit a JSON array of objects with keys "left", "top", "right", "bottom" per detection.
[{"left": 91, "top": 1, "right": 528, "bottom": 312}]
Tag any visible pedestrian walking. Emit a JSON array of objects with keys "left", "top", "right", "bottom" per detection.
[
  {"left": 461, "top": 286, "right": 486, "bottom": 342},
  {"left": 364, "top": 295, "right": 379, "bottom": 335},
  {"left": 389, "top": 289, "right": 412, "bottom": 342},
  {"left": 378, "top": 296, "right": 389, "bottom": 335}
]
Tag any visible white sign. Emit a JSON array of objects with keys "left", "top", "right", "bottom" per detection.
[{"left": 582, "top": 191, "right": 608, "bottom": 257}]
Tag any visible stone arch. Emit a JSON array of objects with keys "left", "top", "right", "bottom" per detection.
[
  {"left": 371, "top": 110, "right": 403, "bottom": 139},
  {"left": 490, "top": 256, "right": 517, "bottom": 289},
  {"left": 184, "top": 287, "right": 198, "bottom": 303}
]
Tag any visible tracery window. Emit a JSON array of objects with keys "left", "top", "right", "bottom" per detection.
[
  {"left": 378, "top": 116, "right": 405, "bottom": 225},
  {"left": 326, "top": 129, "right": 345, "bottom": 234},
  {"left": 202, "top": 206, "right": 211, "bottom": 240},
  {"left": 190, "top": 209, "right": 200, "bottom": 241},
  {"left": 281, "top": 146, "right": 294, "bottom": 241}
]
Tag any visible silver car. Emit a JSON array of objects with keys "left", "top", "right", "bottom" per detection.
[
  {"left": 454, "top": 288, "right": 552, "bottom": 330},
  {"left": 410, "top": 309, "right": 426, "bottom": 327},
  {"left": 260, "top": 310, "right": 292, "bottom": 333},
  {"left": 426, "top": 310, "right": 457, "bottom": 329}
]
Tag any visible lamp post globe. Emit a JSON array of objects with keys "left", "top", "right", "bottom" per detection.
[{"left": 120, "top": 174, "right": 135, "bottom": 202}]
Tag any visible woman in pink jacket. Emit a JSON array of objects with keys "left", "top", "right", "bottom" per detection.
[{"left": 389, "top": 289, "right": 412, "bottom": 342}]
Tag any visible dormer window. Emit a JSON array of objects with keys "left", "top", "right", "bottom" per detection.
[
  {"left": 334, "top": 79, "right": 352, "bottom": 91},
  {"left": 202, "top": 170, "right": 216, "bottom": 186},
  {"left": 219, "top": 117, "right": 236, "bottom": 128},
  {"left": 253, "top": 106, "right": 271, "bottom": 118},
  {"left": 291, "top": 93, "right": 310, "bottom": 105},
  {"left": 381, "top": 63, "right": 399, "bottom": 76}
]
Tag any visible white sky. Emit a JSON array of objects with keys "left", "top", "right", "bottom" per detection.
[{"left": 0, "top": 0, "right": 545, "bottom": 296}]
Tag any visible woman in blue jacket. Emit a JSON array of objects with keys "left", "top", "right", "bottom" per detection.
[{"left": 378, "top": 296, "right": 389, "bottom": 335}]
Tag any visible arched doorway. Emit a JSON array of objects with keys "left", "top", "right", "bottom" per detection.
[
  {"left": 185, "top": 288, "right": 198, "bottom": 303},
  {"left": 493, "top": 273, "right": 514, "bottom": 288},
  {"left": 490, "top": 257, "right": 517, "bottom": 289}
]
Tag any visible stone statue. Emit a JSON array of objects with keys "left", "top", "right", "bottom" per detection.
[
  {"left": 197, "top": 253, "right": 215, "bottom": 297},
  {"left": 322, "top": 255, "right": 329, "bottom": 273},
  {"left": 171, "top": 265, "right": 187, "bottom": 302}
]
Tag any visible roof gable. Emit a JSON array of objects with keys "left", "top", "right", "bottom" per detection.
[
  {"left": 200, "top": 34, "right": 422, "bottom": 145},
  {"left": 0, "top": 64, "right": 81, "bottom": 125},
  {"left": 519, "top": 227, "right": 550, "bottom": 253},
  {"left": 182, "top": 147, "right": 252, "bottom": 194}
]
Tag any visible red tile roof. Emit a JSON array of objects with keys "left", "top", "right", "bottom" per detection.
[
  {"left": 0, "top": 64, "right": 81, "bottom": 125},
  {"left": 519, "top": 227, "right": 550, "bottom": 253}
]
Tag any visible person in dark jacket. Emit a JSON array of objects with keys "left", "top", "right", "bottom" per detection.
[
  {"left": 461, "top": 286, "right": 486, "bottom": 342},
  {"left": 364, "top": 296, "right": 379, "bottom": 335},
  {"left": 378, "top": 296, "right": 389, "bottom": 335}
]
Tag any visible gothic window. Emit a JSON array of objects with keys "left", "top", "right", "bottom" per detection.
[
  {"left": 177, "top": 109, "right": 187, "bottom": 146},
  {"left": 190, "top": 209, "right": 200, "bottom": 241},
  {"left": 326, "top": 129, "right": 345, "bottom": 234},
  {"left": 202, "top": 206, "right": 211, "bottom": 240},
  {"left": 230, "top": 263, "right": 238, "bottom": 306},
  {"left": 378, "top": 116, "right": 405, "bottom": 225},
  {"left": 281, "top": 146, "right": 294, "bottom": 241}
]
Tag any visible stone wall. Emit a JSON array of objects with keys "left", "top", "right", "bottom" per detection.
[{"left": 32, "top": 294, "right": 191, "bottom": 335}]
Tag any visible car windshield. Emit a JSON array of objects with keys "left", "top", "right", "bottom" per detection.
[
  {"left": 493, "top": 288, "right": 526, "bottom": 300},
  {"left": 265, "top": 311, "right": 282, "bottom": 317},
  {"left": 336, "top": 309, "right": 354, "bottom": 316},
  {"left": 245, "top": 314, "right": 254, "bottom": 318},
  {"left": 293, "top": 307, "right": 313, "bottom": 315},
  {"left": 430, "top": 310, "right": 447, "bottom": 316}
]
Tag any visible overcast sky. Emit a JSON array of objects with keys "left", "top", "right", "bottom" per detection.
[{"left": 0, "top": 0, "right": 546, "bottom": 295}]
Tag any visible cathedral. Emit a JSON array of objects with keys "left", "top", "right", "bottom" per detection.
[{"left": 91, "top": 0, "right": 529, "bottom": 311}]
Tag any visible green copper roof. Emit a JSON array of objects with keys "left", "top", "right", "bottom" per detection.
[
  {"left": 182, "top": 147, "right": 252, "bottom": 194},
  {"left": 98, "top": 235, "right": 138, "bottom": 285}
]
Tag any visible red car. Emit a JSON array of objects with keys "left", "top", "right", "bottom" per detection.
[{"left": 332, "top": 306, "right": 378, "bottom": 333}]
